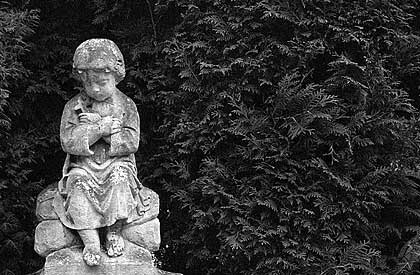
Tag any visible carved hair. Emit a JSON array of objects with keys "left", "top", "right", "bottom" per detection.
[{"left": 73, "top": 38, "right": 125, "bottom": 83}]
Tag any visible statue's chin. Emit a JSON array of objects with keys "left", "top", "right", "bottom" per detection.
[
  {"left": 87, "top": 93, "right": 112, "bottom": 102},
  {"left": 84, "top": 86, "right": 115, "bottom": 102},
  {"left": 94, "top": 96, "right": 111, "bottom": 102}
]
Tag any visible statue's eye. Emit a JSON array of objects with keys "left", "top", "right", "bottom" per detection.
[
  {"left": 91, "top": 68, "right": 110, "bottom": 74},
  {"left": 97, "top": 79, "right": 108, "bottom": 85}
]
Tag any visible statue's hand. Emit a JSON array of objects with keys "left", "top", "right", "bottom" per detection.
[
  {"left": 99, "top": 116, "right": 113, "bottom": 136},
  {"left": 111, "top": 118, "right": 122, "bottom": 135},
  {"left": 78, "top": 112, "right": 101, "bottom": 124}
]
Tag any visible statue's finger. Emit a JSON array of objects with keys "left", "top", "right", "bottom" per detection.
[{"left": 111, "top": 128, "right": 121, "bottom": 134}]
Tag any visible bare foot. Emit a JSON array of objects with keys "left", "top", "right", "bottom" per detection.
[
  {"left": 83, "top": 246, "right": 101, "bottom": 266},
  {"left": 78, "top": 229, "right": 101, "bottom": 266},
  {"left": 106, "top": 231, "right": 125, "bottom": 257}
]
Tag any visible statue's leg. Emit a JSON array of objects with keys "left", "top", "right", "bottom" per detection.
[
  {"left": 104, "top": 165, "right": 134, "bottom": 257},
  {"left": 79, "top": 229, "right": 101, "bottom": 266},
  {"left": 106, "top": 219, "right": 125, "bottom": 257}
]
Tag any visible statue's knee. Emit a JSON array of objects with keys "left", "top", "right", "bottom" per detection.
[{"left": 109, "top": 166, "right": 130, "bottom": 183}]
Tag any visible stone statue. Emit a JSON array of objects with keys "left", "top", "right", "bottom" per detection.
[
  {"left": 53, "top": 38, "right": 149, "bottom": 265},
  {"left": 34, "top": 39, "right": 180, "bottom": 275}
]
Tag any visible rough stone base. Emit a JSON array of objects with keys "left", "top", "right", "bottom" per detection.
[
  {"left": 135, "top": 187, "right": 160, "bottom": 224},
  {"left": 122, "top": 218, "right": 161, "bottom": 251},
  {"left": 35, "top": 220, "right": 81, "bottom": 257},
  {"left": 36, "top": 184, "right": 59, "bottom": 221},
  {"left": 41, "top": 241, "right": 181, "bottom": 275}
]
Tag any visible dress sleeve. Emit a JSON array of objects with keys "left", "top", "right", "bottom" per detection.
[
  {"left": 109, "top": 98, "right": 140, "bottom": 156},
  {"left": 60, "top": 99, "right": 104, "bottom": 156}
]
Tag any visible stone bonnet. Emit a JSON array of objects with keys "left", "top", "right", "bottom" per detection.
[{"left": 73, "top": 38, "right": 125, "bottom": 83}]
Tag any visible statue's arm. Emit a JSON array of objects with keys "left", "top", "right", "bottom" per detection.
[
  {"left": 109, "top": 99, "right": 140, "bottom": 156},
  {"left": 60, "top": 101, "right": 105, "bottom": 156}
]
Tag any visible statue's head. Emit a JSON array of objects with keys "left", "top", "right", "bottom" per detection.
[{"left": 73, "top": 39, "right": 125, "bottom": 101}]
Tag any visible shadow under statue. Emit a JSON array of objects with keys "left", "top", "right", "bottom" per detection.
[{"left": 34, "top": 38, "right": 181, "bottom": 275}]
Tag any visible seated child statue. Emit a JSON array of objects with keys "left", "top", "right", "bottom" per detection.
[{"left": 52, "top": 39, "right": 148, "bottom": 266}]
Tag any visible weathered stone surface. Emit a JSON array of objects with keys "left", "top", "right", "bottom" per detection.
[
  {"left": 133, "top": 186, "right": 159, "bottom": 225},
  {"left": 34, "top": 220, "right": 81, "bottom": 257},
  {"left": 55, "top": 38, "right": 147, "bottom": 233},
  {"left": 122, "top": 218, "right": 161, "bottom": 252},
  {"left": 36, "top": 184, "right": 59, "bottom": 221},
  {"left": 34, "top": 39, "right": 181, "bottom": 275},
  {"left": 42, "top": 241, "right": 181, "bottom": 275},
  {"left": 158, "top": 272, "right": 183, "bottom": 275}
]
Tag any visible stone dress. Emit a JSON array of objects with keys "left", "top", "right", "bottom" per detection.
[{"left": 53, "top": 89, "right": 147, "bottom": 230}]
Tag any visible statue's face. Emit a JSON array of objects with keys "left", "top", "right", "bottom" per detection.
[{"left": 80, "top": 68, "right": 116, "bottom": 101}]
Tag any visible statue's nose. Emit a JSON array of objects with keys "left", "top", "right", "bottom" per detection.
[{"left": 91, "top": 83, "right": 100, "bottom": 92}]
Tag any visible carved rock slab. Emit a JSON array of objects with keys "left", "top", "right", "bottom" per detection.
[
  {"left": 137, "top": 187, "right": 160, "bottom": 224},
  {"left": 34, "top": 220, "right": 81, "bottom": 257},
  {"left": 41, "top": 241, "right": 181, "bottom": 275},
  {"left": 36, "top": 185, "right": 159, "bottom": 224},
  {"left": 36, "top": 184, "right": 59, "bottom": 221},
  {"left": 122, "top": 218, "right": 161, "bottom": 252}
]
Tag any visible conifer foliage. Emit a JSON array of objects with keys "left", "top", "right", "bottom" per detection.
[
  {"left": 2, "top": 0, "right": 420, "bottom": 274},
  {"left": 0, "top": 4, "right": 38, "bottom": 136},
  {"left": 153, "top": 0, "right": 420, "bottom": 274},
  {"left": 0, "top": 3, "right": 42, "bottom": 274}
]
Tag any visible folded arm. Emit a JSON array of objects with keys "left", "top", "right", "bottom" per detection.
[
  {"left": 60, "top": 102, "right": 111, "bottom": 156},
  {"left": 109, "top": 100, "right": 140, "bottom": 156}
]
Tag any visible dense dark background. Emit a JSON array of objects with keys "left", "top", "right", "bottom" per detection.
[{"left": 2, "top": 0, "right": 420, "bottom": 274}]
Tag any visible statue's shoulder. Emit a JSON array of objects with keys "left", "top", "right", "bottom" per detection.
[
  {"left": 64, "top": 93, "right": 83, "bottom": 110},
  {"left": 115, "top": 89, "right": 137, "bottom": 110}
]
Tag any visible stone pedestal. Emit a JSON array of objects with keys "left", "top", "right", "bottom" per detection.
[
  {"left": 34, "top": 185, "right": 182, "bottom": 275},
  {"left": 36, "top": 184, "right": 59, "bottom": 221},
  {"left": 34, "top": 220, "right": 81, "bottom": 257},
  {"left": 123, "top": 218, "right": 161, "bottom": 251},
  {"left": 42, "top": 241, "right": 181, "bottom": 275}
]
